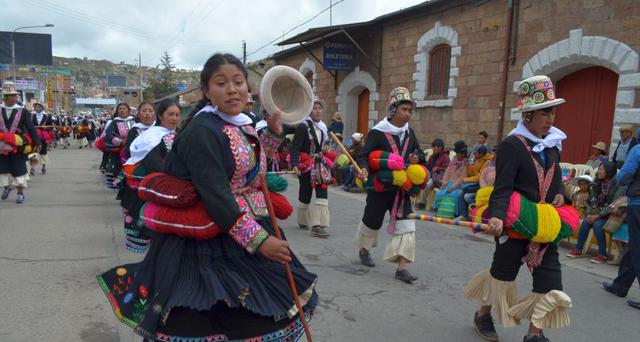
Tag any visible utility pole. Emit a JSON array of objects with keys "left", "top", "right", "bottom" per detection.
[
  {"left": 139, "top": 53, "right": 143, "bottom": 102},
  {"left": 330, "top": 0, "right": 333, "bottom": 26},
  {"left": 242, "top": 41, "right": 247, "bottom": 64}
]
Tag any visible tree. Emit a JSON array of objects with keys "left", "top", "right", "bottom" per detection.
[{"left": 144, "top": 51, "right": 178, "bottom": 100}]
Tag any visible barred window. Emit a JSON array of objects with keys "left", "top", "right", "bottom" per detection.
[{"left": 428, "top": 44, "right": 451, "bottom": 97}]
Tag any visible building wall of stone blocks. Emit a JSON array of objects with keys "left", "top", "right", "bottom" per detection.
[{"left": 274, "top": 0, "right": 640, "bottom": 150}]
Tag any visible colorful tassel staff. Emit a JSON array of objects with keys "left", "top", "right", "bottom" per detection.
[
  {"left": 266, "top": 170, "right": 298, "bottom": 175},
  {"left": 409, "top": 213, "right": 489, "bottom": 232}
]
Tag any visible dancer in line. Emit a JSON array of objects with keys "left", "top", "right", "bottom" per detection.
[
  {"left": 30, "top": 101, "right": 53, "bottom": 175},
  {"left": 120, "top": 101, "right": 157, "bottom": 253},
  {"left": 97, "top": 53, "right": 317, "bottom": 341},
  {"left": 354, "top": 87, "right": 426, "bottom": 283},
  {"left": 103, "top": 103, "right": 134, "bottom": 189},
  {"left": 290, "top": 97, "right": 332, "bottom": 238},
  {"left": 464, "top": 76, "right": 572, "bottom": 342},
  {"left": 0, "top": 82, "right": 39, "bottom": 203}
]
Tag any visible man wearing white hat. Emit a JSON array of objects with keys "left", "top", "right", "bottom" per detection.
[
  {"left": 290, "top": 97, "right": 332, "bottom": 238},
  {"left": 464, "top": 75, "right": 571, "bottom": 342},
  {"left": 0, "top": 82, "right": 40, "bottom": 203},
  {"left": 31, "top": 101, "right": 53, "bottom": 175}
]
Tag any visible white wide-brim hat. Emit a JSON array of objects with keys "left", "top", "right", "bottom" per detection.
[
  {"left": 570, "top": 174, "right": 593, "bottom": 185},
  {"left": 260, "top": 65, "right": 313, "bottom": 125}
]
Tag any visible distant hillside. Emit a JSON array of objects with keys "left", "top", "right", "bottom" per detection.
[{"left": 52, "top": 56, "right": 200, "bottom": 97}]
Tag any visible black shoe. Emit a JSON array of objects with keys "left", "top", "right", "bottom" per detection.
[
  {"left": 602, "top": 282, "right": 628, "bottom": 298},
  {"left": 628, "top": 299, "right": 640, "bottom": 310},
  {"left": 523, "top": 333, "right": 549, "bottom": 342},
  {"left": 1, "top": 187, "right": 11, "bottom": 200},
  {"left": 474, "top": 311, "right": 498, "bottom": 341},
  {"left": 359, "top": 249, "right": 375, "bottom": 267},
  {"left": 395, "top": 269, "right": 417, "bottom": 283},
  {"left": 298, "top": 224, "right": 310, "bottom": 230},
  {"left": 310, "top": 226, "right": 330, "bottom": 238}
]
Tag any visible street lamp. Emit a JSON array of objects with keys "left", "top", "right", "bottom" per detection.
[{"left": 11, "top": 24, "right": 54, "bottom": 82}]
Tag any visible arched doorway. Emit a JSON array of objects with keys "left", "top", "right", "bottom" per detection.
[
  {"left": 336, "top": 67, "right": 379, "bottom": 138},
  {"left": 357, "top": 89, "right": 370, "bottom": 134},
  {"left": 554, "top": 66, "right": 618, "bottom": 163},
  {"left": 304, "top": 71, "right": 313, "bottom": 88}
]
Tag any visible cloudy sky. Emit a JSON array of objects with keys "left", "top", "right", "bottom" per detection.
[{"left": 5, "top": 0, "right": 426, "bottom": 69}]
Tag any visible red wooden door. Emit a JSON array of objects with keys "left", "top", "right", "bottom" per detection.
[
  {"left": 357, "top": 89, "right": 370, "bottom": 134},
  {"left": 554, "top": 66, "right": 618, "bottom": 163}
]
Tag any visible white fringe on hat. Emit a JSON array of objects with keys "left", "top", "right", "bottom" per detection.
[{"left": 464, "top": 269, "right": 518, "bottom": 327}]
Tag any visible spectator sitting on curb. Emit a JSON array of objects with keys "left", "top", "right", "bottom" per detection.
[
  {"left": 567, "top": 162, "right": 626, "bottom": 263},
  {"left": 416, "top": 138, "right": 450, "bottom": 210},
  {"left": 341, "top": 132, "right": 365, "bottom": 192},
  {"left": 586, "top": 141, "right": 608, "bottom": 169}
]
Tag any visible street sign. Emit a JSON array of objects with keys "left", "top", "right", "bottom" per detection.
[
  {"left": 323, "top": 40, "right": 355, "bottom": 71},
  {"left": 14, "top": 79, "right": 39, "bottom": 90}
]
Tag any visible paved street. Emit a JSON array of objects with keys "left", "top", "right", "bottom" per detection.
[{"left": 1, "top": 146, "right": 638, "bottom": 342}]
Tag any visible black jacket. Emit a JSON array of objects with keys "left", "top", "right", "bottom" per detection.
[
  {"left": 164, "top": 112, "right": 262, "bottom": 232},
  {"left": 289, "top": 120, "right": 327, "bottom": 168},
  {"left": 31, "top": 112, "right": 53, "bottom": 129},
  {"left": 612, "top": 137, "right": 638, "bottom": 168},
  {"left": 357, "top": 128, "right": 426, "bottom": 172},
  {"left": 489, "top": 135, "right": 563, "bottom": 220}
]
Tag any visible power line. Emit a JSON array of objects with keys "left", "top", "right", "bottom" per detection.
[
  {"left": 26, "top": 0, "right": 239, "bottom": 48},
  {"left": 165, "top": 0, "right": 226, "bottom": 52},
  {"left": 246, "top": 0, "right": 346, "bottom": 59}
]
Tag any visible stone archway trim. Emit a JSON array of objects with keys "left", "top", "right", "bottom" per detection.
[
  {"left": 510, "top": 29, "right": 640, "bottom": 132},
  {"left": 335, "top": 67, "right": 379, "bottom": 133},
  {"left": 412, "top": 21, "right": 461, "bottom": 107},
  {"left": 299, "top": 57, "right": 317, "bottom": 93}
]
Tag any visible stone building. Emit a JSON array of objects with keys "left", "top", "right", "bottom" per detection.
[{"left": 272, "top": 0, "right": 640, "bottom": 163}]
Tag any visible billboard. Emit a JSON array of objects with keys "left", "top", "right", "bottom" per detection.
[
  {"left": 0, "top": 32, "right": 52, "bottom": 65},
  {"left": 107, "top": 75, "right": 127, "bottom": 88}
]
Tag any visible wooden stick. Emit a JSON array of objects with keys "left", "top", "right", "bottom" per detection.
[
  {"left": 260, "top": 179, "right": 313, "bottom": 342},
  {"left": 408, "top": 213, "right": 489, "bottom": 232},
  {"left": 329, "top": 131, "right": 366, "bottom": 181},
  {"left": 267, "top": 170, "right": 298, "bottom": 175}
]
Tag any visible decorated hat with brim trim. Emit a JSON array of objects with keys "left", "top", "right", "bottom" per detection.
[
  {"left": 1, "top": 82, "right": 19, "bottom": 96},
  {"left": 515, "top": 75, "right": 565, "bottom": 113},
  {"left": 388, "top": 87, "right": 416, "bottom": 109}
]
